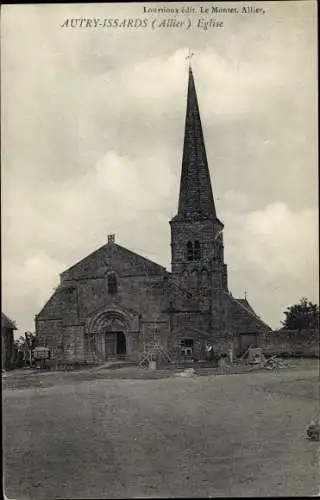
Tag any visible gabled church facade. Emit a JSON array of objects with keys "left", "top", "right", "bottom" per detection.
[{"left": 36, "top": 66, "right": 272, "bottom": 363}]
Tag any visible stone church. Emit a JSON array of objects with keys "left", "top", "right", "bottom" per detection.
[{"left": 36, "top": 65, "right": 272, "bottom": 363}]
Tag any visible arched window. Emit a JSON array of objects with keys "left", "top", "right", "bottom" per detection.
[
  {"left": 213, "top": 243, "right": 222, "bottom": 260},
  {"left": 108, "top": 273, "right": 117, "bottom": 294},
  {"left": 187, "top": 241, "right": 193, "bottom": 261},
  {"left": 194, "top": 240, "right": 201, "bottom": 261}
]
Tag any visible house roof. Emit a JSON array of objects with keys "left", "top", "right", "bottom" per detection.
[
  {"left": 1, "top": 313, "right": 17, "bottom": 330},
  {"left": 224, "top": 293, "right": 272, "bottom": 331},
  {"left": 236, "top": 298, "right": 257, "bottom": 316},
  {"left": 115, "top": 243, "right": 168, "bottom": 274},
  {"left": 60, "top": 241, "right": 168, "bottom": 280}
]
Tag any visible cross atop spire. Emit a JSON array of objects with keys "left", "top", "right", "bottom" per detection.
[
  {"left": 185, "top": 48, "right": 195, "bottom": 68},
  {"left": 175, "top": 63, "right": 217, "bottom": 220}
]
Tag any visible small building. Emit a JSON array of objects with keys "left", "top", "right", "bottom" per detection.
[{"left": 1, "top": 313, "right": 17, "bottom": 370}]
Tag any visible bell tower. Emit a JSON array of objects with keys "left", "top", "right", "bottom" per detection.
[{"left": 169, "top": 64, "right": 228, "bottom": 293}]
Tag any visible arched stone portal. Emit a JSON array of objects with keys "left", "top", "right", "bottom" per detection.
[{"left": 88, "top": 308, "right": 132, "bottom": 360}]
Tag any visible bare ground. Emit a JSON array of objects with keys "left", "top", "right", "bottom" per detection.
[{"left": 3, "top": 360, "right": 320, "bottom": 498}]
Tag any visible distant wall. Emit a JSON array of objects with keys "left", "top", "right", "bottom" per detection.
[
  {"left": 1, "top": 326, "right": 15, "bottom": 369},
  {"left": 261, "top": 329, "right": 319, "bottom": 358}
]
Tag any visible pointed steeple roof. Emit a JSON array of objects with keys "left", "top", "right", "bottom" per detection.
[{"left": 176, "top": 65, "right": 216, "bottom": 220}]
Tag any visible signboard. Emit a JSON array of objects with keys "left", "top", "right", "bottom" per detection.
[{"left": 33, "top": 347, "right": 50, "bottom": 360}]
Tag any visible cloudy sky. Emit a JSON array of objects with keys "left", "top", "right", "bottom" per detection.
[{"left": 1, "top": 1, "right": 318, "bottom": 335}]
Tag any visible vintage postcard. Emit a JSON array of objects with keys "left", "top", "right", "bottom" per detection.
[{"left": 1, "top": 2, "right": 318, "bottom": 498}]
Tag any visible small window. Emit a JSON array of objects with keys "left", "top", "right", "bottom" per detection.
[
  {"left": 108, "top": 273, "right": 117, "bottom": 294},
  {"left": 194, "top": 241, "right": 201, "bottom": 261},
  {"left": 179, "top": 338, "right": 194, "bottom": 356},
  {"left": 187, "top": 241, "right": 193, "bottom": 261},
  {"left": 181, "top": 339, "right": 194, "bottom": 347},
  {"left": 214, "top": 243, "right": 222, "bottom": 260}
]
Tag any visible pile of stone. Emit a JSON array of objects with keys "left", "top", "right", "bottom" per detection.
[
  {"left": 175, "top": 367, "right": 196, "bottom": 377},
  {"left": 263, "top": 356, "right": 294, "bottom": 370}
]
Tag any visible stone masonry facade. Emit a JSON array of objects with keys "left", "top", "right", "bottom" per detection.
[{"left": 36, "top": 65, "right": 272, "bottom": 364}]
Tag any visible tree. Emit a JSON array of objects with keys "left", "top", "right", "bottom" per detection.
[
  {"left": 13, "top": 332, "right": 37, "bottom": 367},
  {"left": 281, "top": 298, "right": 319, "bottom": 330}
]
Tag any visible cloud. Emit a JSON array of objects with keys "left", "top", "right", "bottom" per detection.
[
  {"left": 3, "top": 149, "right": 175, "bottom": 261},
  {"left": 226, "top": 202, "right": 318, "bottom": 276},
  {"left": 223, "top": 202, "right": 318, "bottom": 328},
  {"left": 2, "top": 149, "right": 176, "bottom": 332},
  {"left": 222, "top": 201, "right": 318, "bottom": 328},
  {"left": 1, "top": 3, "right": 317, "bottom": 334},
  {"left": 2, "top": 253, "right": 62, "bottom": 334},
  {"left": 243, "top": 203, "right": 318, "bottom": 278}
]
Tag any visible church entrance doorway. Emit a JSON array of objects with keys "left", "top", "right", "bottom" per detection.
[
  {"left": 104, "top": 332, "right": 126, "bottom": 357},
  {"left": 116, "top": 332, "right": 126, "bottom": 355}
]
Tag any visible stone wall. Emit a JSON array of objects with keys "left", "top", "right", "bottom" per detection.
[
  {"left": 73, "top": 275, "right": 167, "bottom": 323},
  {"left": 36, "top": 319, "right": 63, "bottom": 350},
  {"left": 35, "top": 240, "right": 272, "bottom": 366},
  {"left": 262, "top": 329, "right": 319, "bottom": 357},
  {"left": 36, "top": 243, "right": 169, "bottom": 364},
  {"left": 1, "top": 326, "right": 15, "bottom": 369}
]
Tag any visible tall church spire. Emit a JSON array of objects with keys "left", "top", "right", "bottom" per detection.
[
  {"left": 177, "top": 65, "right": 216, "bottom": 219},
  {"left": 170, "top": 64, "right": 225, "bottom": 282}
]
